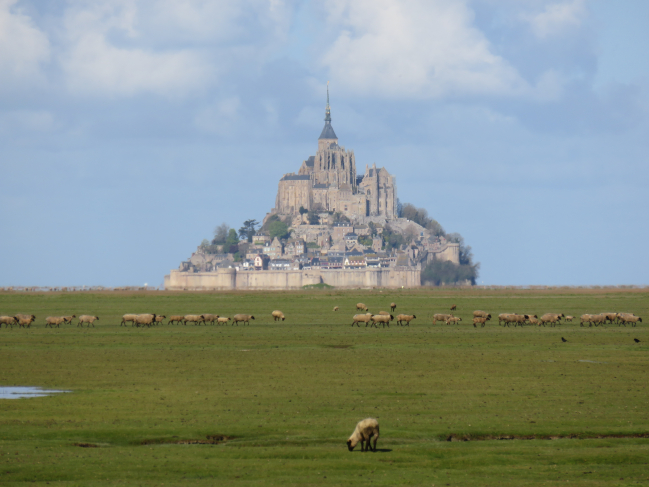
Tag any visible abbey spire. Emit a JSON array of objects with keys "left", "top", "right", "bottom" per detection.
[{"left": 319, "top": 81, "right": 338, "bottom": 142}]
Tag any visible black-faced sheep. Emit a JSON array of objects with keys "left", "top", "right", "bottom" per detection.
[
  {"left": 473, "top": 310, "right": 491, "bottom": 320},
  {"left": 232, "top": 314, "right": 254, "bottom": 325},
  {"left": 564, "top": 315, "right": 574, "bottom": 323},
  {"left": 133, "top": 314, "right": 157, "bottom": 327},
  {"left": 450, "top": 304, "right": 457, "bottom": 311},
  {"left": 618, "top": 313, "right": 642, "bottom": 327},
  {"left": 370, "top": 314, "right": 393, "bottom": 328},
  {"left": 396, "top": 314, "right": 416, "bottom": 326},
  {"left": 333, "top": 306, "right": 339, "bottom": 311},
  {"left": 45, "top": 316, "right": 65, "bottom": 328},
  {"left": 351, "top": 313, "right": 372, "bottom": 327},
  {"left": 78, "top": 315, "right": 99, "bottom": 327},
  {"left": 356, "top": 303, "right": 368, "bottom": 311},
  {"left": 540, "top": 313, "right": 563, "bottom": 327},
  {"left": 446, "top": 316, "right": 461, "bottom": 325},
  {"left": 473, "top": 317, "right": 488, "bottom": 328},
  {"left": 202, "top": 314, "right": 219, "bottom": 325},
  {"left": 15, "top": 314, "right": 36, "bottom": 328},
  {"left": 121, "top": 314, "right": 138, "bottom": 327},
  {"left": 63, "top": 315, "right": 76, "bottom": 325},
  {"left": 603, "top": 313, "right": 618, "bottom": 324},
  {"left": 433, "top": 313, "right": 453, "bottom": 325},
  {"left": 217, "top": 316, "right": 231, "bottom": 325},
  {"left": 154, "top": 315, "right": 166, "bottom": 325},
  {"left": 271, "top": 310, "right": 285, "bottom": 321},
  {"left": 390, "top": 302, "right": 396, "bottom": 312},
  {"left": 184, "top": 314, "right": 205, "bottom": 326},
  {"left": 347, "top": 418, "right": 379, "bottom": 452},
  {"left": 168, "top": 315, "right": 185, "bottom": 325},
  {"left": 0, "top": 316, "right": 17, "bottom": 327}
]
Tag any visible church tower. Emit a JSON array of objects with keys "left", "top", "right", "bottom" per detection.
[{"left": 318, "top": 82, "right": 338, "bottom": 152}]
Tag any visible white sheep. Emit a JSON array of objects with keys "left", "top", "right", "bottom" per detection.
[
  {"left": 232, "top": 314, "right": 255, "bottom": 325},
  {"left": 370, "top": 314, "right": 393, "bottom": 328},
  {"left": 0, "top": 316, "right": 17, "bottom": 328},
  {"left": 78, "top": 315, "right": 99, "bottom": 327},
  {"left": 356, "top": 303, "right": 368, "bottom": 311},
  {"left": 347, "top": 418, "right": 380, "bottom": 452},
  {"left": 184, "top": 314, "right": 205, "bottom": 326},
  {"left": 396, "top": 314, "right": 416, "bottom": 326},
  {"left": 202, "top": 314, "right": 219, "bottom": 325},
  {"left": 351, "top": 313, "right": 372, "bottom": 327},
  {"left": 45, "top": 316, "right": 65, "bottom": 328},
  {"left": 217, "top": 316, "right": 231, "bottom": 325},
  {"left": 134, "top": 314, "right": 157, "bottom": 327},
  {"left": 271, "top": 310, "right": 285, "bottom": 321},
  {"left": 121, "top": 314, "right": 138, "bottom": 327},
  {"left": 432, "top": 313, "right": 453, "bottom": 325}
]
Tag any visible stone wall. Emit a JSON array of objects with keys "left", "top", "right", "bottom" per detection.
[{"left": 164, "top": 266, "right": 421, "bottom": 290}]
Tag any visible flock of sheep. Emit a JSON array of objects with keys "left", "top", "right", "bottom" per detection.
[{"left": 0, "top": 305, "right": 642, "bottom": 330}]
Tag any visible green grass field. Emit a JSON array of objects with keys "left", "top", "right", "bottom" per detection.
[{"left": 1, "top": 288, "right": 648, "bottom": 486}]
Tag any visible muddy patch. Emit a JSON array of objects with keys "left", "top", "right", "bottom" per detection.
[
  {"left": 445, "top": 432, "right": 649, "bottom": 442},
  {"left": 140, "top": 435, "right": 233, "bottom": 445}
]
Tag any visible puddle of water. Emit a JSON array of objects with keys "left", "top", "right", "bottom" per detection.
[{"left": 0, "top": 386, "right": 71, "bottom": 399}]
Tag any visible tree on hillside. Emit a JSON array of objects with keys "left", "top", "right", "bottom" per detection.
[
  {"left": 421, "top": 260, "right": 478, "bottom": 286},
  {"left": 382, "top": 224, "right": 405, "bottom": 251},
  {"left": 212, "top": 223, "right": 230, "bottom": 245},
  {"left": 307, "top": 210, "right": 320, "bottom": 225},
  {"left": 225, "top": 229, "right": 240, "bottom": 254},
  {"left": 238, "top": 219, "right": 259, "bottom": 243},
  {"left": 268, "top": 220, "right": 290, "bottom": 240},
  {"left": 401, "top": 203, "right": 445, "bottom": 236},
  {"left": 299, "top": 206, "right": 308, "bottom": 215}
]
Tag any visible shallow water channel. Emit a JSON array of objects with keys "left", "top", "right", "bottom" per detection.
[{"left": 0, "top": 386, "right": 70, "bottom": 399}]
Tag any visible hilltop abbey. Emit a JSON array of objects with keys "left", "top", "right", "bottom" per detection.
[
  {"left": 274, "top": 86, "right": 397, "bottom": 220},
  {"left": 165, "top": 85, "right": 463, "bottom": 290}
]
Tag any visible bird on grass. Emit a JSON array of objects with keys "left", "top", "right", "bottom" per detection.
[
  {"left": 634, "top": 338, "right": 640, "bottom": 343},
  {"left": 561, "top": 337, "right": 567, "bottom": 342}
]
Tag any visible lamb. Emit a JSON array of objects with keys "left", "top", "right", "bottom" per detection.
[
  {"left": 432, "top": 313, "right": 453, "bottom": 325},
  {"left": 396, "top": 314, "right": 416, "bottom": 326},
  {"left": 154, "top": 315, "right": 166, "bottom": 325},
  {"left": 356, "top": 303, "right": 369, "bottom": 311},
  {"left": 202, "top": 314, "right": 219, "bottom": 325},
  {"left": 351, "top": 313, "right": 373, "bottom": 327},
  {"left": 370, "top": 313, "right": 393, "bottom": 328},
  {"left": 63, "top": 315, "right": 76, "bottom": 325},
  {"left": 347, "top": 418, "right": 379, "bottom": 452},
  {"left": 390, "top": 302, "right": 396, "bottom": 312},
  {"left": 527, "top": 315, "right": 540, "bottom": 326},
  {"left": 217, "top": 316, "right": 231, "bottom": 325},
  {"left": 472, "top": 317, "right": 488, "bottom": 328},
  {"left": 45, "top": 316, "right": 66, "bottom": 328},
  {"left": 450, "top": 304, "right": 457, "bottom": 311},
  {"left": 473, "top": 310, "right": 491, "bottom": 320},
  {"left": 564, "top": 315, "right": 574, "bottom": 323},
  {"left": 445, "top": 316, "right": 461, "bottom": 325},
  {"left": 333, "top": 306, "right": 339, "bottom": 312},
  {"left": 15, "top": 314, "right": 36, "bottom": 328},
  {"left": 168, "top": 315, "right": 185, "bottom": 325},
  {"left": 184, "top": 314, "right": 206, "bottom": 326},
  {"left": 232, "top": 314, "right": 255, "bottom": 325},
  {"left": 0, "top": 316, "right": 17, "bottom": 327},
  {"left": 121, "top": 314, "right": 138, "bottom": 327},
  {"left": 78, "top": 315, "right": 99, "bottom": 327},
  {"left": 271, "top": 310, "right": 285, "bottom": 321}
]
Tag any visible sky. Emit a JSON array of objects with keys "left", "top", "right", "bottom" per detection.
[{"left": 0, "top": 0, "right": 647, "bottom": 287}]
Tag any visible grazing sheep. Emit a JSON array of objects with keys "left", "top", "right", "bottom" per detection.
[
  {"left": 445, "top": 316, "right": 461, "bottom": 325},
  {"left": 565, "top": 315, "right": 574, "bottom": 323},
  {"left": 202, "top": 314, "right": 219, "bottom": 325},
  {"left": 78, "top": 315, "right": 99, "bottom": 327},
  {"left": 390, "top": 302, "right": 396, "bottom": 312},
  {"left": 134, "top": 314, "right": 157, "bottom": 327},
  {"left": 217, "top": 316, "right": 231, "bottom": 325},
  {"left": 347, "top": 418, "right": 379, "bottom": 452},
  {"left": 377, "top": 311, "right": 390, "bottom": 316},
  {"left": 121, "top": 314, "right": 138, "bottom": 327},
  {"left": 232, "top": 314, "right": 255, "bottom": 325},
  {"left": 168, "top": 315, "right": 185, "bottom": 325},
  {"left": 0, "top": 316, "right": 17, "bottom": 328},
  {"left": 351, "top": 313, "right": 373, "bottom": 327},
  {"left": 618, "top": 313, "right": 642, "bottom": 327},
  {"left": 580, "top": 314, "right": 595, "bottom": 327},
  {"left": 370, "top": 313, "right": 393, "bottom": 328},
  {"left": 603, "top": 313, "right": 618, "bottom": 324},
  {"left": 184, "top": 314, "right": 206, "bottom": 326},
  {"left": 333, "top": 306, "right": 339, "bottom": 312},
  {"left": 498, "top": 313, "right": 514, "bottom": 326},
  {"left": 45, "top": 316, "right": 65, "bottom": 328},
  {"left": 527, "top": 315, "right": 540, "bottom": 326},
  {"left": 396, "top": 314, "right": 416, "bottom": 326},
  {"left": 271, "top": 310, "right": 285, "bottom": 322},
  {"left": 472, "top": 317, "right": 488, "bottom": 328},
  {"left": 15, "top": 314, "right": 36, "bottom": 328},
  {"left": 63, "top": 315, "right": 76, "bottom": 325},
  {"left": 356, "top": 303, "right": 369, "bottom": 312},
  {"left": 433, "top": 313, "right": 453, "bottom": 325},
  {"left": 473, "top": 310, "right": 491, "bottom": 320},
  {"left": 540, "top": 313, "right": 563, "bottom": 327},
  {"left": 450, "top": 304, "right": 457, "bottom": 311},
  {"left": 154, "top": 315, "right": 166, "bottom": 325}
]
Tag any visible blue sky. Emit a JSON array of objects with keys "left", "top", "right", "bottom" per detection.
[{"left": 0, "top": 0, "right": 647, "bottom": 287}]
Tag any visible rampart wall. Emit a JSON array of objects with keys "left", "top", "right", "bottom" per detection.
[{"left": 164, "top": 267, "right": 420, "bottom": 290}]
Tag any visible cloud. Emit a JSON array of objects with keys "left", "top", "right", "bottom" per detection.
[
  {"left": 0, "top": 0, "right": 50, "bottom": 89},
  {"left": 59, "top": 1, "right": 215, "bottom": 97},
  {"left": 319, "top": 0, "right": 531, "bottom": 99},
  {"left": 522, "top": 0, "right": 587, "bottom": 39}
]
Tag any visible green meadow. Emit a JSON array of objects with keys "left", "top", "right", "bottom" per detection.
[{"left": 1, "top": 288, "right": 648, "bottom": 486}]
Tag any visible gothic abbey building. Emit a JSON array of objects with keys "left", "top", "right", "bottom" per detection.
[{"left": 274, "top": 90, "right": 397, "bottom": 221}]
